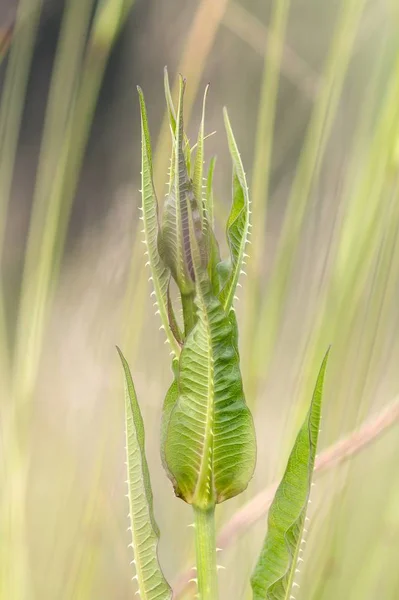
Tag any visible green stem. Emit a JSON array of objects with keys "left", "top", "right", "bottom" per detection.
[
  {"left": 181, "top": 292, "right": 196, "bottom": 337},
  {"left": 193, "top": 506, "right": 219, "bottom": 600}
]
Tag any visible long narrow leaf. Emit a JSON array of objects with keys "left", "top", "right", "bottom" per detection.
[
  {"left": 205, "top": 156, "right": 216, "bottom": 229},
  {"left": 193, "top": 84, "right": 210, "bottom": 220},
  {"left": 117, "top": 348, "right": 172, "bottom": 600},
  {"left": 204, "top": 157, "right": 221, "bottom": 295},
  {"left": 219, "top": 109, "right": 250, "bottom": 313},
  {"left": 137, "top": 87, "right": 180, "bottom": 356},
  {"left": 251, "top": 350, "right": 330, "bottom": 600}
]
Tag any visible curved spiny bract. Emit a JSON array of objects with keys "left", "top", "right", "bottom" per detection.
[
  {"left": 193, "top": 84, "right": 210, "bottom": 228},
  {"left": 117, "top": 348, "right": 172, "bottom": 600},
  {"left": 137, "top": 87, "right": 180, "bottom": 357},
  {"left": 251, "top": 350, "right": 330, "bottom": 600},
  {"left": 205, "top": 156, "right": 216, "bottom": 230},
  {"left": 218, "top": 109, "right": 251, "bottom": 314},
  {"left": 204, "top": 157, "right": 222, "bottom": 297}
]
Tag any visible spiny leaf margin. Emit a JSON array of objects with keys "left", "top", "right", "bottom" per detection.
[
  {"left": 117, "top": 347, "right": 172, "bottom": 600},
  {"left": 137, "top": 86, "right": 181, "bottom": 357},
  {"left": 251, "top": 349, "right": 330, "bottom": 600},
  {"left": 219, "top": 108, "right": 251, "bottom": 313}
]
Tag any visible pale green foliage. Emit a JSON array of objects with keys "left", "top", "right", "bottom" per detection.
[
  {"left": 205, "top": 156, "right": 216, "bottom": 229},
  {"left": 117, "top": 348, "right": 172, "bottom": 600},
  {"left": 218, "top": 109, "right": 251, "bottom": 314},
  {"left": 204, "top": 158, "right": 222, "bottom": 296},
  {"left": 163, "top": 269, "right": 256, "bottom": 508},
  {"left": 137, "top": 88, "right": 181, "bottom": 356},
  {"left": 251, "top": 350, "right": 330, "bottom": 600},
  {"left": 192, "top": 84, "right": 209, "bottom": 224},
  {"left": 145, "top": 76, "right": 257, "bottom": 510}
]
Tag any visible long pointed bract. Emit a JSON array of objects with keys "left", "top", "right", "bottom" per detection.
[
  {"left": 251, "top": 350, "right": 330, "bottom": 600},
  {"left": 137, "top": 87, "right": 180, "bottom": 356},
  {"left": 118, "top": 347, "right": 172, "bottom": 600},
  {"left": 219, "top": 109, "right": 251, "bottom": 313}
]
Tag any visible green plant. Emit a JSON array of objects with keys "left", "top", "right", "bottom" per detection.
[{"left": 117, "top": 71, "right": 330, "bottom": 600}]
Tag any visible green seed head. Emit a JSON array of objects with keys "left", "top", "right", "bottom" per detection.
[
  {"left": 138, "top": 71, "right": 256, "bottom": 509},
  {"left": 158, "top": 76, "right": 208, "bottom": 297}
]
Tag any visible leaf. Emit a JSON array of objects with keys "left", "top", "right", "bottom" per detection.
[
  {"left": 164, "top": 67, "right": 190, "bottom": 195},
  {"left": 137, "top": 87, "right": 180, "bottom": 357},
  {"left": 163, "top": 204, "right": 256, "bottom": 508},
  {"left": 160, "top": 367, "right": 179, "bottom": 474},
  {"left": 164, "top": 66, "right": 177, "bottom": 196},
  {"left": 193, "top": 84, "right": 210, "bottom": 223},
  {"left": 251, "top": 350, "right": 330, "bottom": 600},
  {"left": 205, "top": 156, "right": 216, "bottom": 229},
  {"left": 167, "top": 284, "right": 183, "bottom": 346},
  {"left": 160, "top": 77, "right": 193, "bottom": 294},
  {"left": 202, "top": 156, "right": 222, "bottom": 297},
  {"left": 164, "top": 66, "right": 177, "bottom": 134},
  {"left": 218, "top": 109, "right": 250, "bottom": 313},
  {"left": 160, "top": 76, "right": 206, "bottom": 296},
  {"left": 117, "top": 347, "right": 172, "bottom": 600}
]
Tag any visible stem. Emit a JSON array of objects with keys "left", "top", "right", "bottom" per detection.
[
  {"left": 193, "top": 506, "right": 219, "bottom": 600},
  {"left": 181, "top": 292, "right": 196, "bottom": 336}
]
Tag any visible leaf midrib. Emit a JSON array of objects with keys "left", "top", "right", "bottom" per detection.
[{"left": 193, "top": 282, "right": 215, "bottom": 508}]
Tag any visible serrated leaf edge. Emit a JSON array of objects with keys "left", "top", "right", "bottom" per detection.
[
  {"left": 137, "top": 86, "right": 181, "bottom": 357},
  {"left": 221, "top": 108, "right": 251, "bottom": 313},
  {"left": 117, "top": 347, "right": 172, "bottom": 600},
  {"left": 251, "top": 350, "right": 330, "bottom": 600}
]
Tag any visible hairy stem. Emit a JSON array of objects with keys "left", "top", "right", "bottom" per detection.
[{"left": 193, "top": 506, "right": 219, "bottom": 600}]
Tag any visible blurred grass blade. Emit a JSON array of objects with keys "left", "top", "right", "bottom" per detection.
[
  {"left": 242, "top": 0, "right": 290, "bottom": 375},
  {"left": 4, "top": 4, "right": 135, "bottom": 598},
  {"left": 117, "top": 348, "right": 172, "bottom": 600},
  {"left": 9, "top": 0, "right": 95, "bottom": 398},
  {"left": 0, "top": 0, "right": 42, "bottom": 257},
  {"left": 218, "top": 109, "right": 250, "bottom": 313},
  {"left": 0, "top": 2, "right": 42, "bottom": 597},
  {"left": 250, "top": 0, "right": 367, "bottom": 393},
  {"left": 293, "top": 43, "right": 399, "bottom": 441},
  {"left": 251, "top": 350, "right": 329, "bottom": 600},
  {"left": 137, "top": 86, "right": 181, "bottom": 355},
  {"left": 0, "top": 21, "right": 14, "bottom": 65},
  {"left": 14, "top": 0, "right": 135, "bottom": 403},
  {"left": 0, "top": 0, "right": 43, "bottom": 377}
]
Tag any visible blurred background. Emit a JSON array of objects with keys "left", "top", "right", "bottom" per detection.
[{"left": 1, "top": 0, "right": 399, "bottom": 598}]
